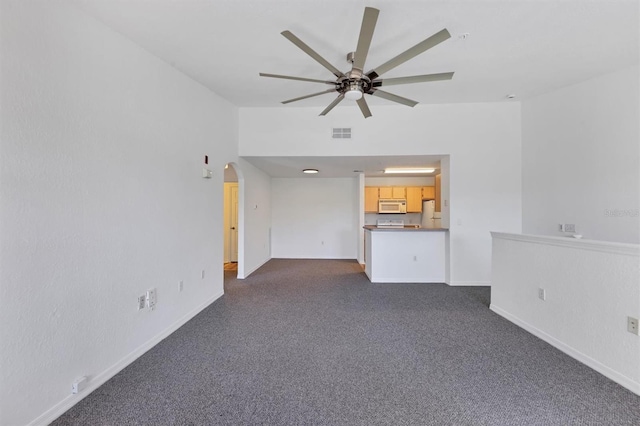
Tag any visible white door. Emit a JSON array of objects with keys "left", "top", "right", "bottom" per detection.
[{"left": 230, "top": 185, "right": 239, "bottom": 262}]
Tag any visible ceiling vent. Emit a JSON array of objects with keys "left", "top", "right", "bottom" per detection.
[{"left": 332, "top": 128, "right": 352, "bottom": 139}]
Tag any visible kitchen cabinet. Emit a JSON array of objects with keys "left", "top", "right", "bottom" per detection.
[
  {"left": 392, "top": 186, "right": 406, "bottom": 199},
  {"left": 376, "top": 186, "right": 406, "bottom": 199},
  {"left": 378, "top": 187, "right": 393, "bottom": 199},
  {"left": 421, "top": 186, "right": 435, "bottom": 200},
  {"left": 364, "top": 187, "right": 379, "bottom": 213},
  {"left": 435, "top": 174, "right": 441, "bottom": 212},
  {"left": 406, "top": 187, "right": 423, "bottom": 212}
]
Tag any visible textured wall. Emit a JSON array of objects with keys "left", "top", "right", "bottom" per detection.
[
  {"left": 491, "top": 232, "right": 640, "bottom": 395},
  {"left": 0, "top": 1, "right": 238, "bottom": 424},
  {"left": 271, "top": 178, "right": 359, "bottom": 259},
  {"left": 522, "top": 66, "right": 640, "bottom": 244}
]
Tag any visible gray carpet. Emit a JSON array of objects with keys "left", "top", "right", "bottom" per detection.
[{"left": 53, "top": 259, "right": 640, "bottom": 425}]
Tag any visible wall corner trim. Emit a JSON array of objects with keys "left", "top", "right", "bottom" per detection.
[{"left": 29, "top": 291, "right": 224, "bottom": 426}]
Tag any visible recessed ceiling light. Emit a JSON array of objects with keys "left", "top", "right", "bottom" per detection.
[
  {"left": 384, "top": 168, "right": 435, "bottom": 174},
  {"left": 303, "top": 169, "right": 319, "bottom": 174}
]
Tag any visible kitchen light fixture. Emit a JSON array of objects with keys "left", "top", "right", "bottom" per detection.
[
  {"left": 302, "top": 169, "right": 319, "bottom": 174},
  {"left": 384, "top": 168, "right": 435, "bottom": 174}
]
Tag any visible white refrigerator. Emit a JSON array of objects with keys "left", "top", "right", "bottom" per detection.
[{"left": 420, "top": 200, "right": 441, "bottom": 229}]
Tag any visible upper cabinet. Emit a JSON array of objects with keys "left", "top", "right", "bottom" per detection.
[
  {"left": 364, "top": 187, "right": 380, "bottom": 213},
  {"left": 377, "top": 186, "right": 405, "bottom": 199},
  {"left": 391, "top": 187, "right": 406, "bottom": 199},
  {"left": 378, "top": 186, "right": 393, "bottom": 199},
  {"left": 421, "top": 186, "right": 435, "bottom": 200},
  {"left": 406, "top": 187, "right": 423, "bottom": 212},
  {"left": 365, "top": 186, "right": 436, "bottom": 213}
]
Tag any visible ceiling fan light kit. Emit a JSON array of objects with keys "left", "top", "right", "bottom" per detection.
[{"left": 260, "top": 7, "right": 454, "bottom": 118}]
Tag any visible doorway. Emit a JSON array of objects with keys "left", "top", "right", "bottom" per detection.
[{"left": 224, "top": 164, "right": 239, "bottom": 273}]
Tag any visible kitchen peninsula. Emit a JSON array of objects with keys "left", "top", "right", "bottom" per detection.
[{"left": 364, "top": 225, "right": 447, "bottom": 283}]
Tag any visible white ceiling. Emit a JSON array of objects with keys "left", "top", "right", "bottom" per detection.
[
  {"left": 73, "top": 0, "right": 638, "bottom": 108},
  {"left": 71, "top": 0, "right": 638, "bottom": 177}
]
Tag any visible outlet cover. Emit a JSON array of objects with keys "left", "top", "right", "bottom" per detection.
[
  {"left": 538, "top": 288, "right": 546, "bottom": 301},
  {"left": 146, "top": 288, "right": 157, "bottom": 309},
  {"left": 628, "top": 317, "right": 639, "bottom": 335},
  {"left": 137, "top": 295, "right": 146, "bottom": 310},
  {"left": 179, "top": 280, "right": 184, "bottom": 292}
]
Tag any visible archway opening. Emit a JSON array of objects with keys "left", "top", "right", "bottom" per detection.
[{"left": 223, "top": 163, "right": 242, "bottom": 279}]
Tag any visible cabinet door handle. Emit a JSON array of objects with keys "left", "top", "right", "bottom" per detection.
[{"left": 231, "top": 227, "right": 236, "bottom": 230}]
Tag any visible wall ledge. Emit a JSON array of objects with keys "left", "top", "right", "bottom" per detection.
[{"left": 491, "top": 232, "right": 639, "bottom": 257}]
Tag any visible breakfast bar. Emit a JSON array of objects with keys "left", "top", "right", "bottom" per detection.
[{"left": 364, "top": 225, "right": 447, "bottom": 283}]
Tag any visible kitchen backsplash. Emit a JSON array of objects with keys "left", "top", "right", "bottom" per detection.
[{"left": 365, "top": 213, "right": 422, "bottom": 225}]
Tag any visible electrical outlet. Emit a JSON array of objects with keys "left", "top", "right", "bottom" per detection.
[
  {"left": 413, "top": 255, "right": 417, "bottom": 261},
  {"left": 538, "top": 288, "right": 546, "bottom": 301},
  {"left": 559, "top": 224, "right": 565, "bottom": 232},
  {"left": 179, "top": 280, "right": 184, "bottom": 292},
  {"left": 628, "top": 317, "right": 639, "bottom": 335},
  {"left": 137, "top": 295, "right": 146, "bottom": 310},
  {"left": 72, "top": 376, "right": 87, "bottom": 394},
  {"left": 146, "top": 288, "right": 157, "bottom": 310},
  {"left": 201, "top": 270, "right": 205, "bottom": 279}
]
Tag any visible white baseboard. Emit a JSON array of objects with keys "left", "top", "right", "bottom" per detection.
[
  {"left": 30, "top": 291, "right": 224, "bottom": 426},
  {"left": 490, "top": 304, "right": 640, "bottom": 396},
  {"left": 237, "top": 256, "right": 270, "bottom": 279},
  {"left": 448, "top": 281, "right": 491, "bottom": 287}
]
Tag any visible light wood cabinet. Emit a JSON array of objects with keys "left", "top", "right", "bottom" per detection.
[
  {"left": 435, "top": 174, "right": 442, "bottom": 212},
  {"left": 421, "top": 186, "right": 435, "bottom": 200},
  {"left": 364, "top": 187, "right": 379, "bottom": 213},
  {"left": 406, "top": 187, "right": 423, "bottom": 213},
  {"left": 392, "top": 186, "right": 406, "bottom": 199},
  {"left": 378, "top": 187, "right": 393, "bottom": 199}
]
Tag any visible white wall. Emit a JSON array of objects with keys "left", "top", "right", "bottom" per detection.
[
  {"left": 0, "top": 2, "right": 238, "bottom": 425},
  {"left": 236, "top": 158, "right": 272, "bottom": 278},
  {"left": 240, "top": 103, "right": 522, "bottom": 285},
  {"left": 491, "top": 233, "right": 640, "bottom": 395},
  {"left": 522, "top": 65, "right": 640, "bottom": 244},
  {"left": 271, "top": 178, "right": 358, "bottom": 258}
]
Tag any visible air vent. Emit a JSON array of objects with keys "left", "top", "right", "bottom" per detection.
[{"left": 332, "top": 128, "right": 352, "bottom": 139}]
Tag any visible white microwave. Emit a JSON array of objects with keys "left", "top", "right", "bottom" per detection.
[{"left": 378, "top": 199, "right": 407, "bottom": 214}]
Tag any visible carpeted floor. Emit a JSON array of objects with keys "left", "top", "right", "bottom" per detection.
[{"left": 53, "top": 259, "right": 640, "bottom": 425}]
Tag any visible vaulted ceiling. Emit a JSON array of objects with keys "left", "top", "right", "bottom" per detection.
[{"left": 73, "top": 0, "right": 638, "bottom": 108}]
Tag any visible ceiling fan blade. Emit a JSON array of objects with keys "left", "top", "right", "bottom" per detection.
[
  {"left": 366, "top": 29, "right": 451, "bottom": 79},
  {"left": 281, "top": 31, "right": 344, "bottom": 78},
  {"left": 319, "top": 94, "right": 345, "bottom": 116},
  {"left": 352, "top": 7, "right": 379, "bottom": 75},
  {"left": 260, "top": 73, "right": 336, "bottom": 84},
  {"left": 282, "top": 89, "right": 336, "bottom": 104},
  {"left": 373, "top": 72, "right": 454, "bottom": 87},
  {"left": 356, "top": 97, "right": 372, "bottom": 118},
  {"left": 370, "top": 89, "right": 418, "bottom": 107}
]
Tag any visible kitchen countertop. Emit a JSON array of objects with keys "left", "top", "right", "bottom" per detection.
[{"left": 363, "top": 225, "right": 448, "bottom": 232}]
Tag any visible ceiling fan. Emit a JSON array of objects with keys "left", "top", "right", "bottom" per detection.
[{"left": 259, "top": 7, "right": 454, "bottom": 118}]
